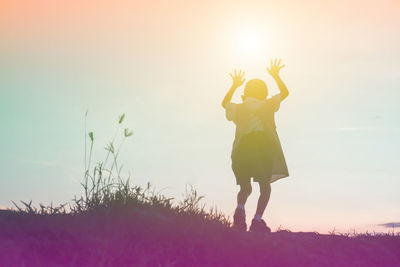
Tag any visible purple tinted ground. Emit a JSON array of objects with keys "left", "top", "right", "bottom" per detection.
[{"left": 1, "top": 209, "right": 399, "bottom": 267}]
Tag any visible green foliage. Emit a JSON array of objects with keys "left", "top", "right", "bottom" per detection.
[
  {"left": 124, "top": 128, "right": 133, "bottom": 137},
  {"left": 118, "top": 113, "right": 125, "bottom": 124},
  {"left": 105, "top": 142, "right": 115, "bottom": 153},
  {"left": 12, "top": 112, "right": 230, "bottom": 228},
  {"left": 88, "top": 131, "right": 94, "bottom": 142}
]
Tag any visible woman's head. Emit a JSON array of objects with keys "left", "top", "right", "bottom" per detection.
[{"left": 242, "top": 79, "right": 268, "bottom": 101}]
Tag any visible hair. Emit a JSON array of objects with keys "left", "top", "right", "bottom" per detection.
[{"left": 243, "top": 79, "right": 268, "bottom": 100}]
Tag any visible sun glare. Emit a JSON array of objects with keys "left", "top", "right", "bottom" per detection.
[{"left": 237, "top": 30, "right": 263, "bottom": 54}]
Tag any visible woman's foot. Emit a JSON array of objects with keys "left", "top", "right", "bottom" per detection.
[
  {"left": 233, "top": 208, "right": 247, "bottom": 231},
  {"left": 249, "top": 219, "right": 271, "bottom": 233}
]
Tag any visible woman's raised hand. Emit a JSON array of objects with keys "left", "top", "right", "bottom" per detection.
[
  {"left": 267, "top": 59, "right": 285, "bottom": 78},
  {"left": 230, "top": 69, "right": 245, "bottom": 88}
]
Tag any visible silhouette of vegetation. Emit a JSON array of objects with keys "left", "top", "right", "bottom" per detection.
[{"left": 12, "top": 113, "right": 229, "bottom": 227}]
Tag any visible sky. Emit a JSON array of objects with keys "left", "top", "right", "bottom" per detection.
[{"left": 1, "top": 0, "right": 399, "bottom": 233}]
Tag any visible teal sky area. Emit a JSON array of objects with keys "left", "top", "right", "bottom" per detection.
[{"left": 1, "top": 0, "right": 399, "bottom": 233}]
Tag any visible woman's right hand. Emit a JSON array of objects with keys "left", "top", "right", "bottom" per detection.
[
  {"left": 230, "top": 69, "right": 245, "bottom": 88},
  {"left": 267, "top": 59, "right": 285, "bottom": 79}
]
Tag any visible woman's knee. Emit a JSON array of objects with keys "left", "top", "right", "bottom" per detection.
[
  {"left": 240, "top": 182, "right": 252, "bottom": 196},
  {"left": 259, "top": 182, "right": 271, "bottom": 195}
]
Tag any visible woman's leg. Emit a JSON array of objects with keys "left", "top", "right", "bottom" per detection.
[
  {"left": 237, "top": 180, "right": 252, "bottom": 206},
  {"left": 233, "top": 180, "right": 252, "bottom": 230},
  {"left": 255, "top": 181, "right": 271, "bottom": 218}
]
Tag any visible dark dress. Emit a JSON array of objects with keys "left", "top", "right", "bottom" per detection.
[{"left": 226, "top": 95, "right": 289, "bottom": 185}]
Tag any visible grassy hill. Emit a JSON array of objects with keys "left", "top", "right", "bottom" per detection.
[{"left": 1, "top": 187, "right": 400, "bottom": 267}]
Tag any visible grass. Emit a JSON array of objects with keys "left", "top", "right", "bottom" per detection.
[
  {"left": 11, "top": 113, "right": 230, "bottom": 226},
  {"left": 2, "top": 113, "right": 400, "bottom": 266}
]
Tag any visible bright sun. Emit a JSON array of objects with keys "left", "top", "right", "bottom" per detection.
[
  {"left": 238, "top": 31, "right": 260, "bottom": 52},
  {"left": 224, "top": 22, "right": 270, "bottom": 64}
]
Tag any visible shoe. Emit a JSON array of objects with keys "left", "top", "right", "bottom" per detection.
[
  {"left": 233, "top": 208, "right": 247, "bottom": 231},
  {"left": 249, "top": 219, "right": 271, "bottom": 233}
]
